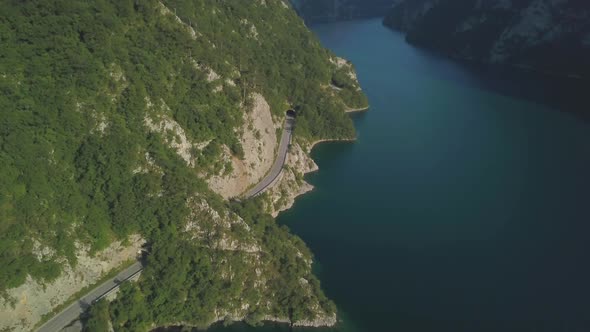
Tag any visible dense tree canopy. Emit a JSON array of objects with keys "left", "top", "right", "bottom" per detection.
[{"left": 1, "top": 0, "right": 364, "bottom": 328}]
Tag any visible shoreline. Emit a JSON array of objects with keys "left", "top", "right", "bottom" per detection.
[
  {"left": 269, "top": 136, "right": 360, "bottom": 215},
  {"left": 345, "top": 105, "right": 369, "bottom": 113},
  {"left": 309, "top": 103, "right": 368, "bottom": 150},
  {"left": 267, "top": 136, "right": 357, "bottom": 216},
  {"left": 308, "top": 137, "right": 357, "bottom": 152},
  {"left": 259, "top": 102, "right": 368, "bottom": 324},
  {"left": 160, "top": 312, "right": 338, "bottom": 331}
]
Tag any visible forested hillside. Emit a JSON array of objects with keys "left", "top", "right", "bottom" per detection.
[
  {"left": 291, "top": 0, "right": 395, "bottom": 23},
  {"left": 0, "top": 0, "right": 367, "bottom": 330},
  {"left": 383, "top": 0, "right": 590, "bottom": 78}
]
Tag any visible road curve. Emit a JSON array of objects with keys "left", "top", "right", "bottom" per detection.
[
  {"left": 244, "top": 116, "right": 294, "bottom": 198},
  {"left": 36, "top": 261, "right": 144, "bottom": 332},
  {"left": 36, "top": 117, "right": 293, "bottom": 331}
]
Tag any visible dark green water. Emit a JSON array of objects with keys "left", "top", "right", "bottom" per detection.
[{"left": 210, "top": 19, "right": 590, "bottom": 332}]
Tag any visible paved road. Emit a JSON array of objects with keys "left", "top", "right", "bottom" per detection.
[
  {"left": 36, "top": 117, "right": 293, "bottom": 331},
  {"left": 36, "top": 261, "right": 143, "bottom": 332},
  {"left": 244, "top": 116, "right": 295, "bottom": 198}
]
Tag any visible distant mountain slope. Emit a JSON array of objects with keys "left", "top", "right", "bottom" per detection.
[
  {"left": 291, "top": 0, "right": 395, "bottom": 23},
  {"left": 383, "top": 0, "right": 590, "bottom": 78}
]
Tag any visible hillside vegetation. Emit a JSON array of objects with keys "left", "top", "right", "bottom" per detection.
[
  {"left": 0, "top": 0, "right": 367, "bottom": 330},
  {"left": 291, "top": 0, "right": 395, "bottom": 22}
]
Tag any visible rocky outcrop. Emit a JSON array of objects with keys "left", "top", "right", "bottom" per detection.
[
  {"left": 144, "top": 114, "right": 202, "bottom": 167},
  {"left": 383, "top": 0, "right": 590, "bottom": 78},
  {"left": 143, "top": 92, "right": 280, "bottom": 200},
  {"left": 185, "top": 196, "right": 262, "bottom": 253},
  {"left": 331, "top": 56, "right": 361, "bottom": 90},
  {"left": 178, "top": 192, "right": 336, "bottom": 329},
  {"left": 263, "top": 142, "right": 318, "bottom": 217},
  {"left": 293, "top": 312, "right": 337, "bottom": 327},
  {"left": 0, "top": 235, "right": 145, "bottom": 332},
  {"left": 262, "top": 137, "right": 359, "bottom": 217}
]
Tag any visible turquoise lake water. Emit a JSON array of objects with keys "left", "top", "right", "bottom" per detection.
[{"left": 207, "top": 19, "right": 590, "bottom": 332}]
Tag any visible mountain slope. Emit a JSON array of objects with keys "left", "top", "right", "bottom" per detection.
[
  {"left": 383, "top": 0, "right": 590, "bottom": 78},
  {"left": 291, "top": 0, "right": 395, "bottom": 23},
  {"left": 0, "top": 0, "right": 367, "bottom": 330}
]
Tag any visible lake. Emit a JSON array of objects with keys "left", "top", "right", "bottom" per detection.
[{"left": 214, "top": 18, "right": 590, "bottom": 332}]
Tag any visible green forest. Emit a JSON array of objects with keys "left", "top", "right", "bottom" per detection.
[{"left": 0, "top": 0, "right": 365, "bottom": 329}]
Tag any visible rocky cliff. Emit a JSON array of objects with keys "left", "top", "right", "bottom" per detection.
[{"left": 383, "top": 0, "right": 590, "bottom": 78}]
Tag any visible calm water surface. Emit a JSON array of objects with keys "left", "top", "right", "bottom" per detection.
[{"left": 212, "top": 19, "right": 590, "bottom": 332}]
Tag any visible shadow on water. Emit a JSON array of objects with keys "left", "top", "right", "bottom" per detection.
[
  {"left": 400, "top": 36, "right": 590, "bottom": 122},
  {"left": 314, "top": 18, "right": 590, "bottom": 122}
]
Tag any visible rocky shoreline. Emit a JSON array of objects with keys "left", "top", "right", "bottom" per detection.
[
  {"left": 345, "top": 105, "right": 370, "bottom": 113},
  {"left": 165, "top": 312, "right": 338, "bottom": 330},
  {"left": 264, "top": 105, "right": 367, "bottom": 217}
]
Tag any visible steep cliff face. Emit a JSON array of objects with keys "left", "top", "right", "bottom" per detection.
[
  {"left": 291, "top": 0, "right": 396, "bottom": 23},
  {"left": 383, "top": 0, "right": 590, "bottom": 78},
  {"left": 263, "top": 142, "right": 318, "bottom": 217}
]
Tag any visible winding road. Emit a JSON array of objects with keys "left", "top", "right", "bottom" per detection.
[
  {"left": 244, "top": 115, "right": 295, "bottom": 198},
  {"left": 35, "top": 116, "right": 294, "bottom": 332},
  {"left": 35, "top": 261, "right": 143, "bottom": 332}
]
